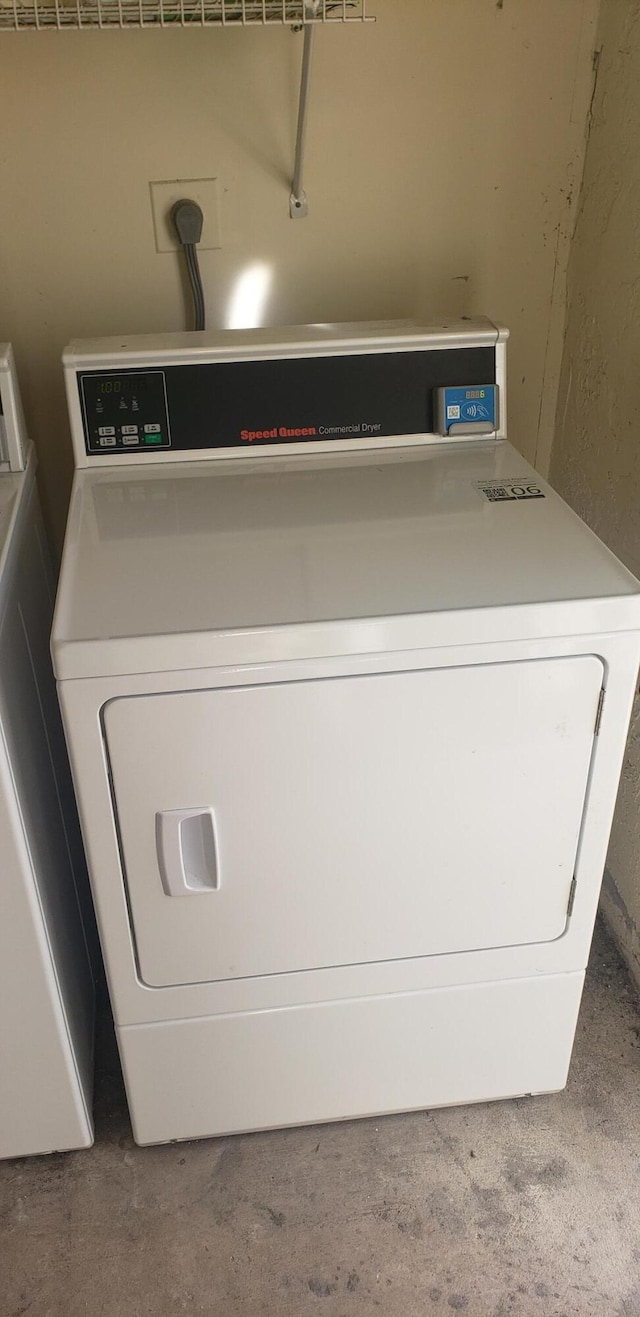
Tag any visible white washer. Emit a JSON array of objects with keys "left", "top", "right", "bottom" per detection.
[
  {"left": 53, "top": 320, "right": 640, "bottom": 1146},
  {"left": 0, "top": 346, "right": 94, "bottom": 1158}
]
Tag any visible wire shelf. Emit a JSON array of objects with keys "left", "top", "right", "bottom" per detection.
[{"left": 0, "top": 0, "right": 372, "bottom": 29}]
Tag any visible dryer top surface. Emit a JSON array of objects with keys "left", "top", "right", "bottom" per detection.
[{"left": 52, "top": 439, "right": 640, "bottom": 679}]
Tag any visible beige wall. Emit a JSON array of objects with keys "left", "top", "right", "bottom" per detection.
[
  {"left": 551, "top": 1, "right": 640, "bottom": 984},
  {"left": 0, "top": 0, "right": 598, "bottom": 549}
]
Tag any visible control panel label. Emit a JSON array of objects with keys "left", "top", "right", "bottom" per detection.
[{"left": 239, "top": 421, "right": 384, "bottom": 443}]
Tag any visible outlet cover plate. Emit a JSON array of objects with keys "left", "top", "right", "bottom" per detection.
[{"left": 150, "top": 178, "right": 221, "bottom": 253}]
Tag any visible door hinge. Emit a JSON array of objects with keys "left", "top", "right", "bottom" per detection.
[
  {"left": 594, "top": 687, "right": 605, "bottom": 736},
  {"left": 567, "top": 876, "right": 577, "bottom": 919}
]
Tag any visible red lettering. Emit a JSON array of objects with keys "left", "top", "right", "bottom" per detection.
[
  {"left": 240, "top": 428, "right": 280, "bottom": 442},
  {"left": 243, "top": 425, "right": 319, "bottom": 442},
  {"left": 277, "top": 426, "right": 318, "bottom": 439}
]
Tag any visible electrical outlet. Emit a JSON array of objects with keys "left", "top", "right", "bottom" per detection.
[{"left": 149, "top": 179, "right": 222, "bottom": 253}]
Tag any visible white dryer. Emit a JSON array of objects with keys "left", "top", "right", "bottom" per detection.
[
  {"left": 53, "top": 320, "right": 640, "bottom": 1146},
  {"left": 0, "top": 346, "right": 94, "bottom": 1158}
]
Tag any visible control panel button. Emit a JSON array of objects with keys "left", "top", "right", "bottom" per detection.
[
  {"left": 144, "top": 423, "right": 161, "bottom": 434},
  {"left": 121, "top": 424, "right": 139, "bottom": 435},
  {"left": 98, "top": 435, "right": 117, "bottom": 447},
  {"left": 98, "top": 426, "right": 116, "bottom": 436},
  {"left": 144, "top": 433, "right": 163, "bottom": 445},
  {"left": 122, "top": 436, "right": 140, "bottom": 446}
]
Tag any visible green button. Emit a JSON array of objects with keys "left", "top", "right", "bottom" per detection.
[{"left": 145, "top": 433, "right": 163, "bottom": 444}]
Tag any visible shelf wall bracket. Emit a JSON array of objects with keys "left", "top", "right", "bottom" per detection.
[{"left": 289, "top": 21, "right": 315, "bottom": 219}]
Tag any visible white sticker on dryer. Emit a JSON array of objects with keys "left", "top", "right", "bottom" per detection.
[{"left": 475, "top": 478, "right": 545, "bottom": 503}]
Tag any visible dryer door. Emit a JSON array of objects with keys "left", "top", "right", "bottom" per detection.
[{"left": 103, "top": 656, "right": 603, "bottom": 988}]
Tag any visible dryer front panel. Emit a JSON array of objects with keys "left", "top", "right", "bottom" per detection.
[{"left": 103, "top": 656, "right": 603, "bottom": 988}]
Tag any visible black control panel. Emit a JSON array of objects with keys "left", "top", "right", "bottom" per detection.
[
  {"left": 78, "top": 347, "right": 496, "bottom": 457},
  {"left": 80, "top": 370, "right": 171, "bottom": 455}
]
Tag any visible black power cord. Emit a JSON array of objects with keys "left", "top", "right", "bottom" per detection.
[{"left": 171, "top": 199, "right": 206, "bottom": 332}]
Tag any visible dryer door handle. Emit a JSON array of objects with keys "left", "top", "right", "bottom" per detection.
[{"left": 155, "top": 807, "right": 220, "bottom": 896}]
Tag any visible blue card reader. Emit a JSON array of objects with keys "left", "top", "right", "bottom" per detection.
[{"left": 435, "top": 385, "right": 499, "bottom": 437}]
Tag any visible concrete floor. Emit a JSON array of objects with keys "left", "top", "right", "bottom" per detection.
[{"left": 2, "top": 921, "right": 640, "bottom": 1317}]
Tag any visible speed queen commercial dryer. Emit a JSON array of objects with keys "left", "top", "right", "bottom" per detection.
[{"left": 53, "top": 320, "right": 640, "bottom": 1146}]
